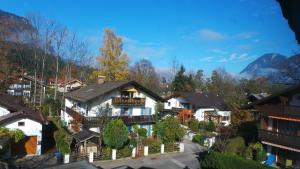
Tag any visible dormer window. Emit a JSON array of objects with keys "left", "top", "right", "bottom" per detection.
[{"left": 18, "top": 121, "right": 25, "bottom": 126}]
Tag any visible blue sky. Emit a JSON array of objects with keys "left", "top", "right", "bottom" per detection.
[{"left": 1, "top": 0, "right": 299, "bottom": 75}]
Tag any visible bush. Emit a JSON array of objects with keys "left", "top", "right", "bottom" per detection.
[
  {"left": 156, "top": 116, "right": 185, "bottom": 144},
  {"left": 225, "top": 137, "right": 246, "bottom": 156},
  {"left": 101, "top": 147, "right": 112, "bottom": 160},
  {"left": 200, "top": 151, "right": 275, "bottom": 169},
  {"left": 137, "top": 128, "right": 147, "bottom": 138},
  {"left": 256, "top": 149, "right": 267, "bottom": 163},
  {"left": 103, "top": 119, "right": 129, "bottom": 149},
  {"left": 192, "top": 134, "right": 206, "bottom": 145},
  {"left": 117, "top": 146, "right": 132, "bottom": 158},
  {"left": 143, "top": 138, "right": 161, "bottom": 154},
  {"left": 189, "top": 119, "right": 199, "bottom": 132},
  {"left": 245, "top": 142, "right": 266, "bottom": 162},
  {"left": 199, "top": 121, "right": 216, "bottom": 132},
  {"left": 206, "top": 121, "right": 216, "bottom": 132}
]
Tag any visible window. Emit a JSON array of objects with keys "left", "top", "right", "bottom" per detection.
[
  {"left": 222, "top": 116, "right": 229, "bottom": 121},
  {"left": 168, "top": 102, "right": 171, "bottom": 106},
  {"left": 18, "top": 121, "right": 25, "bottom": 126}
]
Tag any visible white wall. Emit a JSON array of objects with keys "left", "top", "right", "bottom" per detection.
[
  {"left": 0, "top": 106, "right": 10, "bottom": 116},
  {"left": 164, "top": 97, "right": 188, "bottom": 110},
  {"left": 4, "top": 118, "right": 43, "bottom": 155},
  {"left": 194, "top": 108, "right": 231, "bottom": 126}
]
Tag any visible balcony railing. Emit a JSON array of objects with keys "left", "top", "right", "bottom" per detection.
[
  {"left": 83, "top": 115, "right": 156, "bottom": 128},
  {"left": 112, "top": 97, "right": 145, "bottom": 106},
  {"left": 257, "top": 105, "right": 300, "bottom": 120},
  {"left": 258, "top": 129, "right": 300, "bottom": 150}
]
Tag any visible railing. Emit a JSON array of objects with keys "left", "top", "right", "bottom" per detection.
[
  {"left": 258, "top": 129, "right": 300, "bottom": 150},
  {"left": 112, "top": 97, "right": 146, "bottom": 106},
  {"left": 83, "top": 115, "right": 156, "bottom": 127},
  {"left": 257, "top": 105, "right": 300, "bottom": 120}
]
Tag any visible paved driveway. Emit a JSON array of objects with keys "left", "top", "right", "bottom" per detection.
[{"left": 93, "top": 139, "right": 207, "bottom": 169}]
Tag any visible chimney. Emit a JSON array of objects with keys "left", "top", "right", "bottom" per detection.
[{"left": 97, "top": 75, "right": 105, "bottom": 85}]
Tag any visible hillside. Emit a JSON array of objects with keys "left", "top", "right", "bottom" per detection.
[{"left": 240, "top": 53, "right": 300, "bottom": 84}]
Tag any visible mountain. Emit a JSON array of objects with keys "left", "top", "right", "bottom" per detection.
[{"left": 240, "top": 53, "right": 300, "bottom": 84}]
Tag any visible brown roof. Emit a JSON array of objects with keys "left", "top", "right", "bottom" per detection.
[
  {"left": 65, "top": 81, "right": 165, "bottom": 103},
  {"left": 245, "top": 84, "right": 299, "bottom": 108},
  {"left": 167, "top": 92, "right": 228, "bottom": 110},
  {"left": 0, "top": 93, "right": 47, "bottom": 125}
]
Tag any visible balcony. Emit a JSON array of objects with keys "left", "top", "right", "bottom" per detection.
[
  {"left": 258, "top": 129, "right": 300, "bottom": 150},
  {"left": 257, "top": 105, "right": 300, "bottom": 120},
  {"left": 112, "top": 97, "right": 145, "bottom": 106},
  {"left": 83, "top": 115, "right": 156, "bottom": 128}
]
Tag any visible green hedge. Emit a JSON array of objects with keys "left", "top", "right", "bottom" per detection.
[
  {"left": 100, "top": 147, "right": 112, "bottom": 160},
  {"left": 117, "top": 146, "right": 132, "bottom": 158},
  {"left": 192, "top": 134, "right": 206, "bottom": 145},
  {"left": 200, "top": 151, "right": 275, "bottom": 169}
]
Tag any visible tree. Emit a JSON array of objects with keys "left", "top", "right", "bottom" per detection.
[
  {"left": 93, "top": 29, "right": 129, "bottom": 81},
  {"left": 156, "top": 116, "right": 185, "bottom": 144},
  {"left": 52, "top": 25, "right": 68, "bottom": 100},
  {"left": 129, "top": 59, "right": 160, "bottom": 93},
  {"left": 103, "top": 119, "right": 129, "bottom": 149},
  {"left": 189, "top": 118, "right": 199, "bottom": 133},
  {"left": 194, "top": 69, "right": 206, "bottom": 91},
  {"left": 171, "top": 65, "right": 194, "bottom": 92}
]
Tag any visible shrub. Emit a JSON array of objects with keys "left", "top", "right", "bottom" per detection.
[
  {"left": 143, "top": 138, "right": 161, "bottom": 154},
  {"left": 200, "top": 151, "right": 275, "bottom": 169},
  {"left": 225, "top": 137, "right": 246, "bottom": 156},
  {"left": 101, "top": 147, "right": 112, "bottom": 160},
  {"left": 199, "top": 121, "right": 216, "bottom": 132},
  {"left": 245, "top": 142, "right": 267, "bottom": 162},
  {"left": 256, "top": 149, "right": 267, "bottom": 163},
  {"left": 156, "top": 116, "right": 185, "bottom": 144},
  {"left": 103, "top": 119, "right": 129, "bottom": 149},
  {"left": 137, "top": 128, "right": 147, "bottom": 138},
  {"left": 117, "top": 146, "right": 132, "bottom": 158},
  {"left": 192, "top": 134, "right": 206, "bottom": 145},
  {"left": 206, "top": 121, "right": 216, "bottom": 132},
  {"left": 189, "top": 118, "right": 199, "bottom": 133}
]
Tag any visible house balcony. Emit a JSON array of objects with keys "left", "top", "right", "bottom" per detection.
[
  {"left": 112, "top": 97, "right": 145, "bottom": 106},
  {"left": 258, "top": 129, "right": 300, "bottom": 150},
  {"left": 83, "top": 115, "right": 156, "bottom": 128},
  {"left": 258, "top": 105, "right": 300, "bottom": 120}
]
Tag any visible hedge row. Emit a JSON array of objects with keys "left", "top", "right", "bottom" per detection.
[{"left": 200, "top": 151, "right": 275, "bottom": 169}]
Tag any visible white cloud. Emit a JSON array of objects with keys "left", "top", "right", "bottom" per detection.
[
  {"left": 196, "top": 29, "right": 226, "bottom": 41},
  {"left": 122, "top": 36, "right": 173, "bottom": 61},
  {"left": 217, "top": 53, "right": 254, "bottom": 63},
  {"left": 207, "top": 49, "right": 228, "bottom": 55},
  {"left": 199, "top": 56, "right": 214, "bottom": 62}
]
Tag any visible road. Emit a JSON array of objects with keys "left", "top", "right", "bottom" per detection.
[{"left": 93, "top": 139, "right": 207, "bottom": 169}]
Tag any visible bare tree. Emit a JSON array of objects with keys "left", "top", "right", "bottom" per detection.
[
  {"left": 39, "top": 18, "right": 56, "bottom": 107},
  {"left": 53, "top": 25, "right": 68, "bottom": 100},
  {"left": 27, "top": 13, "right": 42, "bottom": 106}
]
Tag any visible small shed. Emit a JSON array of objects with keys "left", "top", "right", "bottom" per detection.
[{"left": 72, "top": 129, "right": 99, "bottom": 155}]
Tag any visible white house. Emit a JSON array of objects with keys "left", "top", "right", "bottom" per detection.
[
  {"left": 48, "top": 78, "right": 85, "bottom": 93},
  {"left": 61, "top": 79, "right": 165, "bottom": 136},
  {"left": 164, "top": 92, "right": 231, "bottom": 126},
  {"left": 0, "top": 93, "right": 47, "bottom": 156}
]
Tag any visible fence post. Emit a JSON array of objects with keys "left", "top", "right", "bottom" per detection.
[
  {"left": 132, "top": 147, "right": 136, "bottom": 158},
  {"left": 144, "top": 146, "right": 148, "bottom": 156},
  {"left": 179, "top": 143, "right": 184, "bottom": 152},
  {"left": 112, "top": 149, "right": 117, "bottom": 160},
  {"left": 64, "top": 154, "right": 70, "bottom": 164},
  {"left": 89, "top": 152, "right": 94, "bottom": 163},
  {"left": 161, "top": 144, "right": 164, "bottom": 154}
]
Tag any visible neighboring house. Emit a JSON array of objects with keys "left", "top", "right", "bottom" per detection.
[
  {"left": 7, "top": 74, "right": 46, "bottom": 105},
  {"left": 61, "top": 79, "right": 165, "bottom": 137},
  {"left": 164, "top": 92, "right": 231, "bottom": 126},
  {"left": 0, "top": 93, "right": 47, "bottom": 156},
  {"left": 245, "top": 84, "right": 300, "bottom": 167},
  {"left": 48, "top": 78, "right": 85, "bottom": 93}
]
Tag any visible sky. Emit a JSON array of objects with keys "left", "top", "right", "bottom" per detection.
[{"left": 1, "top": 0, "right": 299, "bottom": 76}]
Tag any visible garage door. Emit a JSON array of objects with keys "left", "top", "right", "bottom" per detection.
[{"left": 12, "top": 136, "right": 37, "bottom": 156}]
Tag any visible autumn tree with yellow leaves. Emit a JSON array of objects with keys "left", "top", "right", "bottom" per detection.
[{"left": 90, "top": 29, "right": 129, "bottom": 81}]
